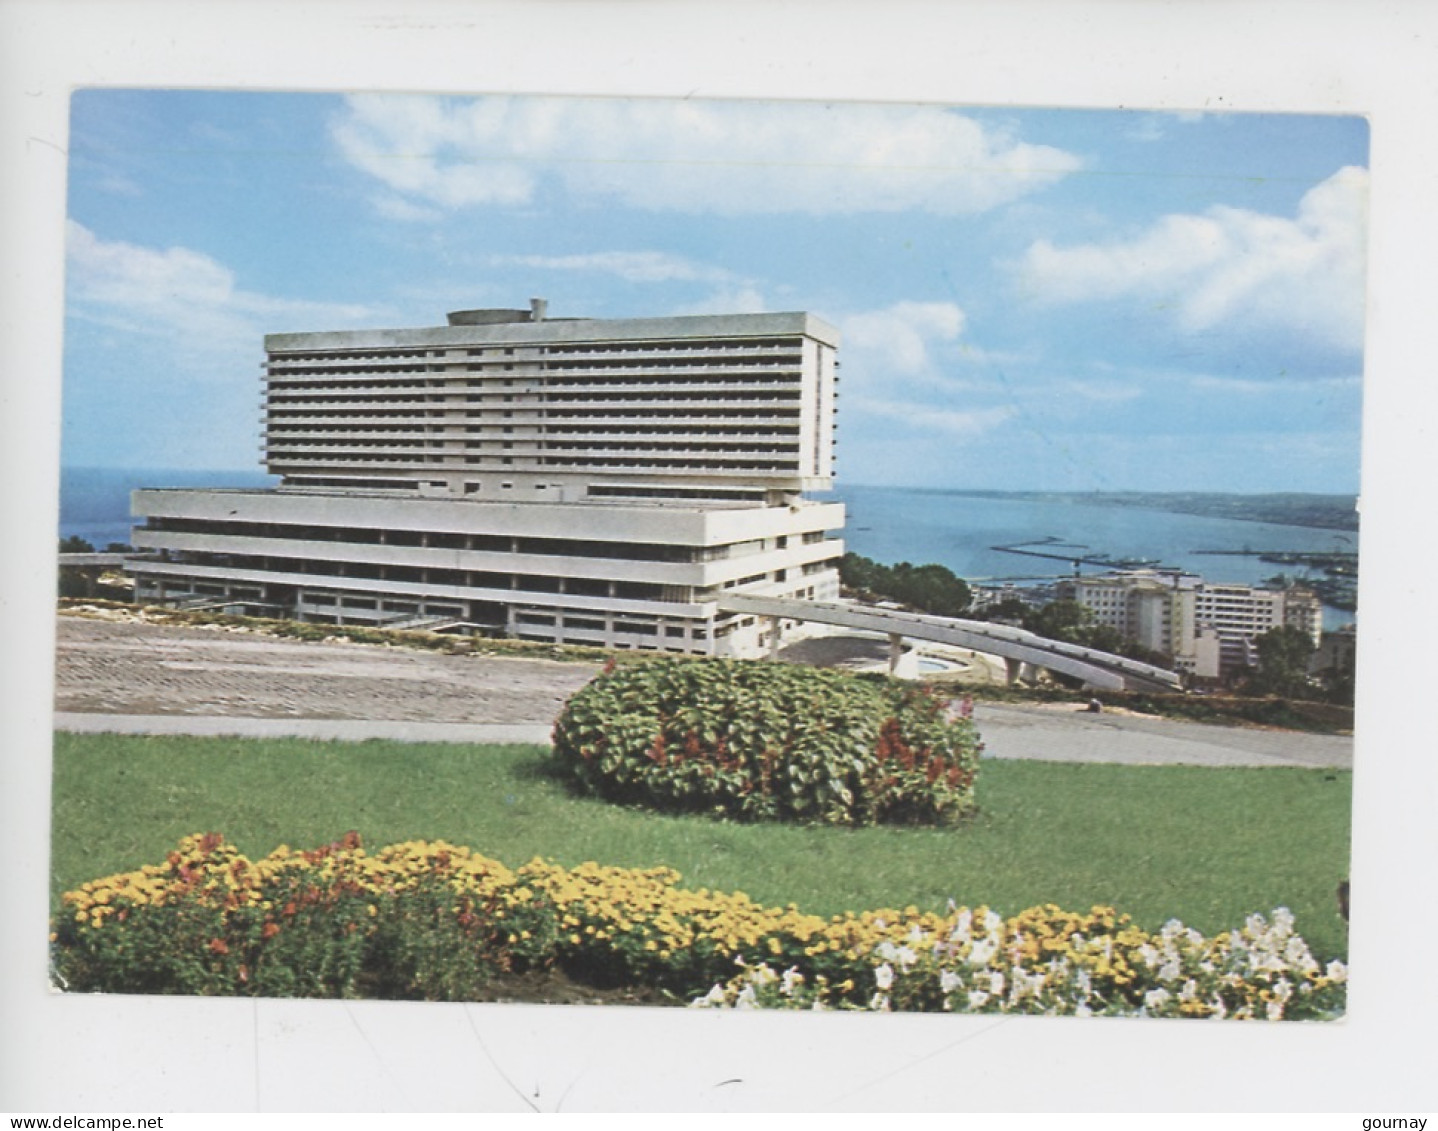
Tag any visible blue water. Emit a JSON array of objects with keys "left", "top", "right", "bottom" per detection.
[
  {"left": 59, "top": 466, "right": 276, "bottom": 549},
  {"left": 59, "top": 469, "right": 1357, "bottom": 628},
  {"left": 830, "top": 485, "right": 1357, "bottom": 629}
]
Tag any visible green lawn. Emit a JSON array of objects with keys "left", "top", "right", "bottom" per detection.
[{"left": 51, "top": 732, "right": 1353, "bottom": 961}]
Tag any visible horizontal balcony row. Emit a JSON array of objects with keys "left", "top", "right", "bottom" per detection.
[
  {"left": 265, "top": 379, "right": 806, "bottom": 401},
  {"left": 132, "top": 530, "right": 843, "bottom": 590},
  {"left": 263, "top": 457, "right": 809, "bottom": 476},
  {"left": 261, "top": 426, "right": 804, "bottom": 443},
  {"left": 262, "top": 411, "right": 808, "bottom": 430},
  {"left": 265, "top": 397, "right": 806, "bottom": 415},
  {"left": 265, "top": 361, "right": 806, "bottom": 384},
  {"left": 138, "top": 519, "right": 833, "bottom": 560},
  {"left": 260, "top": 440, "right": 806, "bottom": 457},
  {"left": 266, "top": 342, "right": 806, "bottom": 369},
  {"left": 128, "top": 559, "right": 710, "bottom": 621}
]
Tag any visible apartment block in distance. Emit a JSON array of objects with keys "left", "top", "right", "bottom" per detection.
[
  {"left": 1058, "top": 570, "right": 1323, "bottom": 679},
  {"left": 129, "top": 300, "right": 845, "bottom": 658}
]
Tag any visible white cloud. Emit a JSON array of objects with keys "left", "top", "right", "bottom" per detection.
[
  {"left": 850, "top": 396, "right": 1017, "bottom": 438},
  {"left": 65, "top": 221, "right": 376, "bottom": 365},
  {"left": 332, "top": 94, "right": 1083, "bottom": 217},
  {"left": 371, "top": 194, "right": 445, "bottom": 223},
  {"left": 1188, "top": 372, "right": 1363, "bottom": 395},
  {"left": 1014, "top": 166, "right": 1369, "bottom": 352},
  {"left": 840, "top": 301, "right": 967, "bottom": 378},
  {"left": 668, "top": 285, "right": 770, "bottom": 317},
  {"left": 493, "top": 250, "right": 738, "bottom": 284}
]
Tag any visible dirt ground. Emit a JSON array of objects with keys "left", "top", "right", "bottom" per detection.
[{"left": 54, "top": 612, "right": 598, "bottom": 724}]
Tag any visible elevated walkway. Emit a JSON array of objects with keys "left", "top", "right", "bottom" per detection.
[{"left": 716, "top": 593, "right": 1184, "bottom": 692}]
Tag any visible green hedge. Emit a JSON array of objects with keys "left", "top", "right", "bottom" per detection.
[{"left": 551, "top": 657, "right": 982, "bottom": 826}]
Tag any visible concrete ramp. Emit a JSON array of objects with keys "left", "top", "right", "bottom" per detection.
[{"left": 716, "top": 593, "right": 1184, "bottom": 692}]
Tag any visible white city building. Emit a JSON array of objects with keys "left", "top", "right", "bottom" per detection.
[
  {"left": 1058, "top": 570, "right": 1323, "bottom": 679},
  {"left": 129, "top": 302, "right": 845, "bottom": 658}
]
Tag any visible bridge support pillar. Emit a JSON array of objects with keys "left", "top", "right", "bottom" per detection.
[
  {"left": 888, "top": 632, "right": 905, "bottom": 674},
  {"left": 767, "top": 615, "right": 782, "bottom": 660},
  {"left": 1005, "top": 656, "right": 1024, "bottom": 685}
]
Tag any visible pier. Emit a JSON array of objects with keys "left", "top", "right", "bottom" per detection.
[{"left": 991, "top": 537, "right": 1164, "bottom": 572}]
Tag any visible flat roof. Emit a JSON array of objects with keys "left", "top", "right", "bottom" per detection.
[
  {"left": 266, "top": 310, "right": 841, "bottom": 353},
  {"left": 133, "top": 485, "right": 842, "bottom": 515}
]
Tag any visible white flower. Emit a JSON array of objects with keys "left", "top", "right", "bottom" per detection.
[
  {"left": 968, "top": 937, "right": 997, "bottom": 967},
  {"left": 874, "top": 962, "right": 894, "bottom": 991},
  {"left": 693, "top": 984, "right": 728, "bottom": 1008},
  {"left": 982, "top": 909, "right": 1004, "bottom": 934},
  {"left": 968, "top": 990, "right": 990, "bottom": 1009},
  {"left": 751, "top": 964, "right": 778, "bottom": 986},
  {"left": 1158, "top": 959, "right": 1182, "bottom": 983},
  {"left": 1265, "top": 998, "right": 1285, "bottom": 1021},
  {"left": 894, "top": 944, "right": 918, "bottom": 972},
  {"left": 951, "top": 909, "right": 973, "bottom": 942},
  {"left": 1144, "top": 987, "right": 1172, "bottom": 1013},
  {"left": 1284, "top": 937, "right": 1318, "bottom": 973},
  {"left": 869, "top": 992, "right": 892, "bottom": 1012},
  {"left": 940, "top": 969, "right": 963, "bottom": 995},
  {"left": 1325, "top": 960, "right": 1348, "bottom": 984},
  {"left": 781, "top": 966, "right": 804, "bottom": 997},
  {"left": 1179, "top": 978, "right": 1199, "bottom": 1002},
  {"left": 735, "top": 985, "right": 759, "bottom": 1010}
]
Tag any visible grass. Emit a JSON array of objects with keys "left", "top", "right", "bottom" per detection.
[{"left": 50, "top": 732, "right": 1353, "bottom": 962}]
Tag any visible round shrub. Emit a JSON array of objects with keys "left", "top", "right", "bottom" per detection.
[{"left": 551, "top": 657, "right": 981, "bottom": 826}]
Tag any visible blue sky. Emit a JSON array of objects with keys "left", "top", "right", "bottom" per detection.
[{"left": 62, "top": 91, "right": 1369, "bottom": 493}]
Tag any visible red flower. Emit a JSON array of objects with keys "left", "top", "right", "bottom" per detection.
[{"left": 208, "top": 937, "right": 230, "bottom": 955}]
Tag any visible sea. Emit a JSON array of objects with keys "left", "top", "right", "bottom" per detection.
[
  {"left": 59, "top": 467, "right": 277, "bottom": 549},
  {"left": 58, "top": 468, "right": 1358, "bottom": 630}
]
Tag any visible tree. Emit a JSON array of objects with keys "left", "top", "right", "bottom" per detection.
[
  {"left": 59, "top": 535, "right": 95, "bottom": 554},
  {"left": 1023, "top": 599, "right": 1089, "bottom": 642},
  {"left": 839, "top": 553, "right": 972, "bottom": 618},
  {"left": 1250, "top": 625, "right": 1317, "bottom": 698}
]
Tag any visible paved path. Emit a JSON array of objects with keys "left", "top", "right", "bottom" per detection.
[
  {"left": 55, "top": 613, "right": 597, "bottom": 724},
  {"left": 53, "top": 613, "right": 1353, "bottom": 769},
  {"left": 53, "top": 712, "right": 553, "bottom": 746},
  {"left": 970, "top": 703, "right": 1352, "bottom": 769}
]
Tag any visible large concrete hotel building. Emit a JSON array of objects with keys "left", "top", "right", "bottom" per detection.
[{"left": 129, "top": 301, "right": 845, "bottom": 658}]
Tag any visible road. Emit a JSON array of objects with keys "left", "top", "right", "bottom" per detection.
[{"left": 52, "top": 612, "right": 1352, "bottom": 769}]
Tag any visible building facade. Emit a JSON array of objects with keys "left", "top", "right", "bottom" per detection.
[
  {"left": 129, "top": 302, "right": 845, "bottom": 658},
  {"left": 1057, "top": 570, "right": 1323, "bottom": 679}
]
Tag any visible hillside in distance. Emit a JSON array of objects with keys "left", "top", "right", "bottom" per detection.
[{"left": 944, "top": 491, "right": 1359, "bottom": 532}]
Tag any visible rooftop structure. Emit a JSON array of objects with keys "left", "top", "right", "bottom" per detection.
[{"left": 129, "top": 303, "right": 845, "bottom": 658}]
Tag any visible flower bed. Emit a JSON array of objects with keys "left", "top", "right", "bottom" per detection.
[
  {"left": 52, "top": 834, "right": 1346, "bottom": 1019},
  {"left": 551, "top": 657, "right": 982, "bottom": 826}
]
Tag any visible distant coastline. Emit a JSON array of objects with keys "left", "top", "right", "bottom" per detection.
[{"left": 873, "top": 488, "right": 1360, "bottom": 534}]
